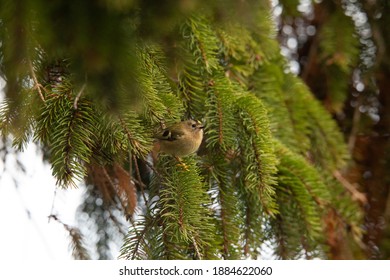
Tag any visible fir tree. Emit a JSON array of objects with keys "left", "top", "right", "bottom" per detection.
[{"left": 3, "top": 0, "right": 388, "bottom": 259}]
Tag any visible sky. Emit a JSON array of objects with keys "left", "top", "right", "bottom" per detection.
[{"left": 0, "top": 142, "right": 84, "bottom": 260}]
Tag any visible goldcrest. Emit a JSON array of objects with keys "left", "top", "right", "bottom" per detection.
[{"left": 154, "top": 120, "right": 204, "bottom": 157}]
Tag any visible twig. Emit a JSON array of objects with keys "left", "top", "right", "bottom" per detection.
[
  {"left": 101, "top": 166, "right": 121, "bottom": 205},
  {"left": 129, "top": 150, "right": 133, "bottom": 186},
  {"left": 384, "top": 187, "right": 390, "bottom": 222},
  {"left": 127, "top": 217, "right": 150, "bottom": 260},
  {"left": 107, "top": 208, "right": 127, "bottom": 236},
  {"left": 133, "top": 155, "right": 148, "bottom": 204},
  {"left": 348, "top": 95, "right": 362, "bottom": 152},
  {"left": 143, "top": 157, "right": 161, "bottom": 177},
  {"left": 27, "top": 58, "right": 46, "bottom": 102},
  {"left": 49, "top": 187, "right": 58, "bottom": 220},
  {"left": 191, "top": 236, "right": 202, "bottom": 260},
  {"left": 118, "top": 116, "right": 152, "bottom": 204},
  {"left": 301, "top": 33, "right": 320, "bottom": 82},
  {"left": 333, "top": 170, "right": 367, "bottom": 205},
  {"left": 73, "top": 83, "right": 86, "bottom": 109}
]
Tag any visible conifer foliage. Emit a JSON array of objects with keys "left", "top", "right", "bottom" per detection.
[{"left": 0, "top": 0, "right": 363, "bottom": 259}]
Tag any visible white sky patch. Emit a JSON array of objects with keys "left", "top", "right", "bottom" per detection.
[{"left": 0, "top": 142, "right": 83, "bottom": 260}]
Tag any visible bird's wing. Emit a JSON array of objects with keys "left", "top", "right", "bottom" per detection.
[{"left": 156, "top": 128, "right": 184, "bottom": 141}]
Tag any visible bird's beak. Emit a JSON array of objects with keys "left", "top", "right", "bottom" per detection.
[{"left": 195, "top": 120, "right": 204, "bottom": 129}]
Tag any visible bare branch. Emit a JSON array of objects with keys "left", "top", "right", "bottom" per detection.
[
  {"left": 73, "top": 83, "right": 87, "bottom": 109},
  {"left": 27, "top": 58, "right": 46, "bottom": 102},
  {"left": 333, "top": 170, "right": 367, "bottom": 205}
]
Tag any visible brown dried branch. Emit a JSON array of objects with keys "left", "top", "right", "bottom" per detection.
[
  {"left": 333, "top": 170, "right": 367, "bottom": 205},
  {"left": 48, "top": 214, "right": 90, "bottom": 260},
  {"left": 113, "top": 163, "right": 137, "bottom": 217},
  {"left": 87, "top": 164, "right": 116, "bottom": 204},
  {"left": 87, "top": 163, "right": 138, "bottom": 218}
]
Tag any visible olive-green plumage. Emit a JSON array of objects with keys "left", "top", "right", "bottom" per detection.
[{"left": 155, "top": 120, "right": 204, "bottom": 157}]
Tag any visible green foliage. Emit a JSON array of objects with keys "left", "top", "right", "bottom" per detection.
[
  {"left": 121, "top": 156, "right": 218, "bottom": 260},
  {"left": 157, "top": 156, "right": 218, "bottom": 259},
  {"left": 217, "top": 24, "right": 264, "bottom": 84},
  {"left": 252, "top": 67, "right": 349, "bottom": 171},
  {"left": 35, "top": 92, "right": 97, "bottom": 187},
  {"left": 0, "top": 0, "right": 364, "bottom": 260},
  {"left": 177, "top": 15, "right": 220, "bottom": 118},
  {"left": 251, "top": 59, "right": 309, "bottom": 154},
  {"left": 235, "top": 94, "right": 278, "bottom": 215},
  {"left": 0, "top": 88, "right": 40, "bottom": 151},
  {"left": 206, "top": 155, "right": 242, "bottom": 259},
  {"left": 279, "top": 0, "right": 301, "bottom": 17},
  {"left": 271, "top": 141, "right": 331, "bottom": 259},
  {"left": 204, "top": 74, "right": 238, "bottom": 151},
  {"left": 318, "top": 9, "right": 360, "bottom": 112},
  {"left": 118, "top": 111, "right": 154, "bottom": 159},
  {"left": 136, "top": 44, "right": 184, "bottom": 124}
]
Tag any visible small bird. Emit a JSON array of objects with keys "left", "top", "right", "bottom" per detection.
[{"left": 154, "top": 119, "right": 204, "bottom": 157}]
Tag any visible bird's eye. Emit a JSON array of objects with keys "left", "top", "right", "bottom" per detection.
[
  {"left": 162, "top": 130, "right": 170, "bottom": 137},
  {"left": 191, "top": 123, "right": 197, "bottom": 128}
]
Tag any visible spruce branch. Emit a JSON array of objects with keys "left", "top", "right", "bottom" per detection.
[
  {"left": 49, "top": 214, "right": 90, "bottom": 260},
  {"left": 36, "top": 94, "right": 97, "bottom": 187},
  {"left": 183, "top": 16, "right": 219, "bottom": 74},
  {"left": 0, "top": 2, "right": 367, "bottom": 260},
  {"left": 127, "top": 219, "right": 149, "bottom": 260},
  {"left": 155, "top": 156, "right": 217, "bottom": 259},
  {"left": 236, "top": 94, "right": 278, "bottom": 215},
  {"left": 119, "top": 113, "right": 153, "bottom": 158}
]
